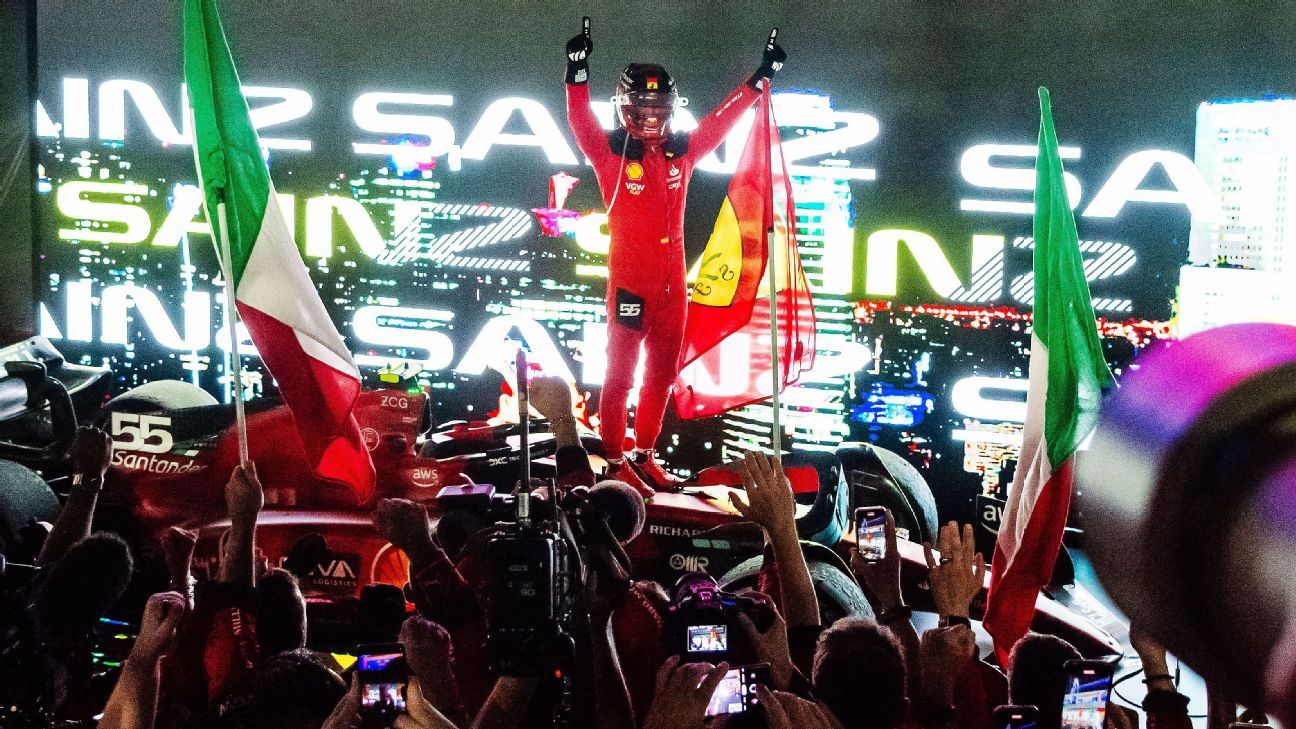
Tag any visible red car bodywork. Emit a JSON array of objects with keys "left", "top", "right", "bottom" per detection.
[{"left": 102, "top": 387, "right": 1119, "bottom": 658}]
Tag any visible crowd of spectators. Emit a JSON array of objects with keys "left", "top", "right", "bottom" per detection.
[{"left": 0, "top": 378, "right": 1224, "bottom": 728}]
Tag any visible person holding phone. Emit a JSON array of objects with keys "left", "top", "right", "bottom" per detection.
[
  {"left": 640, "top": 657, "right": 731, "bottom": 729},
  {"left": 850, "top": 507, "right": 921, "bottom": 694},
  {"left": 564, "top": 17, "right": 785, "bottom": 497}
]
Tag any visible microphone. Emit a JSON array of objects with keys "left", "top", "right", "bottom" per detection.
[{"left": 588, "top": 479, "right": 647, "bottom": 545}]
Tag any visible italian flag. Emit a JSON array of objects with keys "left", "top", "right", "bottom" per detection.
[
  {"left": 185, "top": 0, "right": 374, "bottom": 497},
  {"left": 983, "top": 87, "right": 1114, "bottom": 663}
]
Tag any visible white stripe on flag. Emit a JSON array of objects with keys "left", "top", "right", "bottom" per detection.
[
  {"left": 236, "top": 183, "right": 359, "bottom": 379},
  {"left": 996, "top": 333, "right": 1052, "bottom": 562}
]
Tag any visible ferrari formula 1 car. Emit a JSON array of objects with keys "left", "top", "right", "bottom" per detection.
[{"left": 0, "top": 336, "right": 1121, "bottom": 657}]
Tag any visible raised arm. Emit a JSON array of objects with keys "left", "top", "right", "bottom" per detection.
[
  {"left": 688, "top": 29, "right": 786, "bottom": 160},
  {"left": 38, "top": 426, "right": 112, "bottom": 566},
  {"left": 99, "top": 591, "right": 186, "bottom": 729},
  {"left": 730, "top": 452, "right": 820, "bottom": 626},
  {"left": 217, "top": 463, "right": 263, "bottom": 589},
  {"left": 565, "top": 17, "right": 610, "bottom": 169}
]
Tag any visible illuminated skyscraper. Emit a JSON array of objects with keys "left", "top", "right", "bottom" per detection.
[{"left": 1181, "top": 96, "right": 1296, "bottom": 335}]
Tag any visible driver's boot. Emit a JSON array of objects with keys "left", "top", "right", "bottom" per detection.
[
  {"left": 630, "top": 449, "right": 683, "bottom": 492},
  {"left": 605, "top": 457, "right": 655, "bottom": 500}
]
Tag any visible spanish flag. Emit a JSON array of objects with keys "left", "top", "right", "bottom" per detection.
[{"left": 674, "top": 87, "right": 815, "bottom": 418}]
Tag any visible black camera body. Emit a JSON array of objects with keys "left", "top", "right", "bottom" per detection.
[
  {"left": 433, "top": 483, "right": 518, "bottom": 559},
  {"left": 481, "top": 517, "right": 578, "bottom": 677},
  {"left": 665, "top": 572, "right": 775, "bottom": 666}
]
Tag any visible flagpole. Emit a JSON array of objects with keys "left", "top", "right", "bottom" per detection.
[
  {"left": 766, "top": 225, "right": 782, "bottom": 457},
  {"left": 217, "top": 201, "right": 250, "bottom": 467}
]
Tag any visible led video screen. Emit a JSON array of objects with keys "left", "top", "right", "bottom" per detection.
[{"left": 32, "top": 0, "right": 1294, "bottom": 521}]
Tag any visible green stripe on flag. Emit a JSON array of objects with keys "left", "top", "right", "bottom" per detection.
[
  {"left": 1034, "top": 87, "right": 1115, "bottom": 467},
  {"left": 184, "top": 0, "right": 269, "bottom": 287}
]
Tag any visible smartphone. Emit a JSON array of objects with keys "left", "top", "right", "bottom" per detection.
[
  {"left": 855, "top": 506, "right": 888, "bottom": 561},
  {"left": 705, "top": 663, "right": 770, "bottom": 717},
  {"left": 993, "top": 705, "right": 1039, "bottom": 729},
  {"left": 357, "top": 643, "right": 409, "bottom": 714},
  {"left": 686, "top": 623, "right": 728, "bottom": 653},
  {"left": 1061, "top": 659, "right": 1118, "bottom": 729}
]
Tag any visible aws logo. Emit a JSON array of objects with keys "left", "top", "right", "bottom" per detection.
[{"left": 626, "top": 162, "right": 644, "bottom": 180}]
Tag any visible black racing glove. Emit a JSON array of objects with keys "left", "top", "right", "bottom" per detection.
[
  {"left": 565, "top": 16, "right": 593, "bottom": 85},
  {"left": 748, "top": 28, "right": 787, "bottom": 89}
]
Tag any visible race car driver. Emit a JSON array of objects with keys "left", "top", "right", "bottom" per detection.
[{"left": 564, "top": 18, "right": 786, "bottom": 497}]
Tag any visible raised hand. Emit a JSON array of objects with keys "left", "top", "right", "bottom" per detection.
[
  {"left": 729, "top": 452, "right": 797, "bottom": 542},
  {"left": 394, "top": 679, "right": 459, "bottom": 729},
  {"left": 161, "top": 526, "right": 198, "bottom": 606},
  {"left": 565, "top": 16, "right": 593, "bottom": 84},
  {"left": 320, "top": 674, "right": 362, "bottom": 729},
  {"left": 400, "top": 616, "right": 464, "bottom": 723},
  {"left": 69, "top": 425, "right": 113, "bottom": 482},
  {"left": 751, "top": 28, "right": 787, "bottom": 87},
  {"left": 224, "top": 463, "right": 263, "bottom": 520},
  {"left": 923, "top": 521, "right": 986, "bottom": 619},
  {"left": 918, "top": 623, "right": 977, "bottom": 706},
  {"left": 641, "top": 656, "right": 730, "bottom": 729},
  {"left": 129, "top": 591, "right": 187, "bottom": 665},
  {"left": 528, "top": 376, "right": 574, "bottom": 422},
  {"left": 374, "top": 498, "right": 439, "bottom": 565}
]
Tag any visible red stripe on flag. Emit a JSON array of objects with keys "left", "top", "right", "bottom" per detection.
[
  {"left": 983, "top": 458, "right": 1074, "bottom": 665},
  {"left": 237, "top": 302, "right": 374, "bottom": 501}
]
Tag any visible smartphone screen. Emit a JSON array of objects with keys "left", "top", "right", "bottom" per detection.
[
  {"left": 687, "top": 624, "right": 728, "bottom": 653},
  {"left": 993, "top": 705, "right": 1039, "bottom": 729},
  {"left": 358, "top": 647, "right": 408, "bottom": 711},
  {"left": 1061, "top": 661, "right": 1116, "bottom": 729},
  {"left": 855, "top": 507, "right": 887, "bottom": 560},
  {"left": 705, "top": 663, "right": 769, "bottom": 717}
]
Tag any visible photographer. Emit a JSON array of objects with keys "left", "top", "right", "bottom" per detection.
[{"left": 0, "top": 426, "right": 134, "bottom": 724}]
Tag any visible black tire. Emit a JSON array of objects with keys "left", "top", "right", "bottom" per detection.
[
  {"left": 0, "top": 460, "right": 59, "bottom": 559},
  {"left": 719, "top": 555, "right": 874, "bottom": 625}
]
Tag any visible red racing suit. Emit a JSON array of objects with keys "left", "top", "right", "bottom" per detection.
[{"left": 566, "top": 80, "right": 758, "bottom": 459}]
